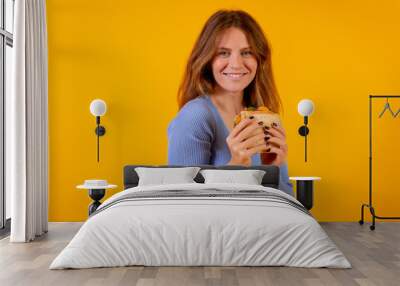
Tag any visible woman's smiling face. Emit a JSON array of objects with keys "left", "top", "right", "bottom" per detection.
[{"left": 212, "top": 27, "right": 258, "bottom": 94}]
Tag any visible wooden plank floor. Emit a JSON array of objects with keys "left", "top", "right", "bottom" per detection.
[{"left": 0, "top": 222, "right": 399, "bottom": 286}]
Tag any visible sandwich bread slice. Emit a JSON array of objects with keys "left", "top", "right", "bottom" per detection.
[{"left": 234, "top": 106, "right": 281, "bottom": 127}]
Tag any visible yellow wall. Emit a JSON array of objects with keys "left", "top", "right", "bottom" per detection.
[{"left": 47, "top": 0, "right": 400, "bottom": 222}]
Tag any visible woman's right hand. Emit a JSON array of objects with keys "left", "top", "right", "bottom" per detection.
[{"left": 226, "top": 117, "right": 268, "bottom": 166}]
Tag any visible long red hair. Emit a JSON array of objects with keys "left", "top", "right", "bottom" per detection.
[{"left": 177, "top": 9, "right": 283, "bottom": 114}]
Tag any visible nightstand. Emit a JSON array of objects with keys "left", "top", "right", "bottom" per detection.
[
  {"left": 289, "top": 177, "right": 321, "bottom": 210},
  {"left": 77, "top": 180, "right": 117, "bottom": 216}
]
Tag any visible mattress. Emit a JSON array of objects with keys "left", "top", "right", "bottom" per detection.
[{"left": 50, "top": 183, "right": 351, "bottom": 269}]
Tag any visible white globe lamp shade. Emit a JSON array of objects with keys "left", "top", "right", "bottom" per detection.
[
  {"left": 297, "top": 99, "right": 314, "bottom": 117},
  {"left": 90, "top": 99, "right": 107, "bottom": 116}
]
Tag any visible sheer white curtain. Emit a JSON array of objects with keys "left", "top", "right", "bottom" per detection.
[{"left": 7, "top": 0, "right": 48, "bottom": 242}]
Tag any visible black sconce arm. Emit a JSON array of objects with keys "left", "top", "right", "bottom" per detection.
[
  {"left": 298, "top": 116, "right": 310, "bottom": 162},
  {"left": 95, "top": 116, "right": 106, "bottom": 162}
]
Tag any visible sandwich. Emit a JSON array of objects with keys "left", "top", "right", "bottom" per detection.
[
  {"left": 234, "top": 106, "right": 281, "bottom": 128},
  {"left": 233, "top": 106, "right": 281, "bottom": 161}
]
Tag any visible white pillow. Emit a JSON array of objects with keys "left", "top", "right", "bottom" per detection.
[
  {"left": 135, "top": 167, "right": 201, "bottom": 186},
  {"left": 200, "top": 169, "right": 266, "bottom": 185}
]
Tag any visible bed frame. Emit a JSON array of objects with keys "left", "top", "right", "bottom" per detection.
[{"left": 123, "top": 165, "right": 280, "bottom": 190}]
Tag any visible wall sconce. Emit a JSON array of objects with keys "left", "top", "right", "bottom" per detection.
[
  {"left": 297, "top": 99, "right": 315, "bottom": 162},
  {"left": 90, "top": 99, "right": 107, "bottom": 162}
]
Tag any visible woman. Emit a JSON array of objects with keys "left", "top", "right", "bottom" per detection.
[{"left": 167, "top": 10, "right": 293, "bottom": 196}]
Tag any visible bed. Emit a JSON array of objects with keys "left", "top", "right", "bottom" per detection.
[{"left": 50, "top": 165, "right": 351, "bottom": 269}]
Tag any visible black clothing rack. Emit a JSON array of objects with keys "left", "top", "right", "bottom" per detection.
[{"left": 359, "top": 95, "right": 400, "bottom": 230}]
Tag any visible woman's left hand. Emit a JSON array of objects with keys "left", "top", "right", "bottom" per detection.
[{"left": 264, "top": 123, "right": 288, "bottom": 166}]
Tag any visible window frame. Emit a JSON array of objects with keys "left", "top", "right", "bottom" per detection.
[{"left": 0, "top": 0, "right": 14, "bottom": 232}]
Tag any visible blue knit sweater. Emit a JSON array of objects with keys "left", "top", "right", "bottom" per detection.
[{"left": 167, "top": 95, "right": 293, "bottom": 196}]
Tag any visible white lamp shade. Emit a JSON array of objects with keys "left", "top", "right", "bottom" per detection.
[
  {"left": 297, "top": 99, "right": 314, "bottom": 116},
  {"left": 90, "top": 99, "right": 107, "bottom": 116}
]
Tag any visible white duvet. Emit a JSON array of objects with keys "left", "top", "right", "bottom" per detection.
[{"left": 50, "top": 183, "right": 351, "bottom": 269}]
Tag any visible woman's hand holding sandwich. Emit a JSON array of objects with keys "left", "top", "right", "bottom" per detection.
[
  {"left": 226, "top": 117, "right": 268, "bottom": 166},
  {"left": 263, "top": 122, "right": 288, "bottom": 166},
  {"left": 226, "top": 117, "right": 288, "bottom": 166}
]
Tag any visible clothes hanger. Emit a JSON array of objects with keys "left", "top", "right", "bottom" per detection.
[{"left": 378, "top": 97, "right": 396, "bottom": 118}]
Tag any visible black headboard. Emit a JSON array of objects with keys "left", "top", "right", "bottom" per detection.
[{"left": 123, "top": 165, "right": 280, "bottom": 189}]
